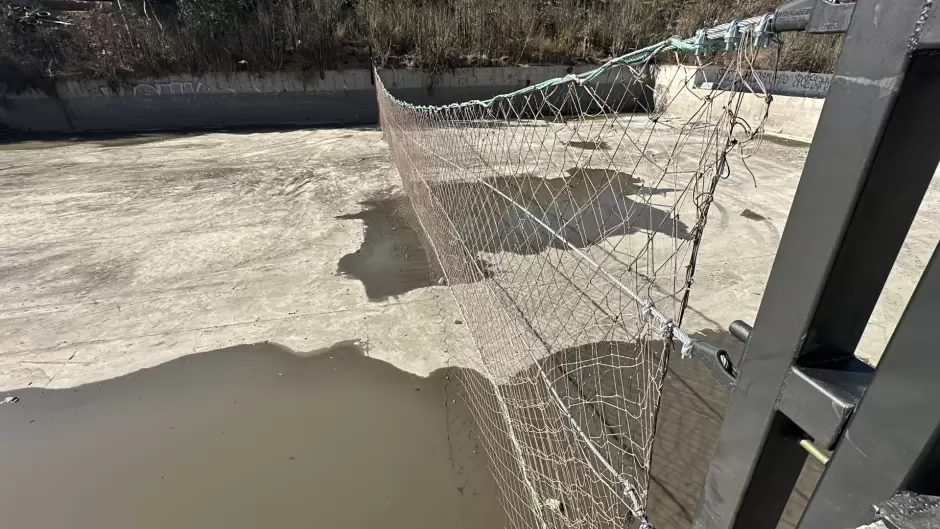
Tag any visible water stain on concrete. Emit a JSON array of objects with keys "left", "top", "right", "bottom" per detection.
[
  {"left": 336, "top": 196, "right": 435, "bottom": 301},
  {"left": 565, "top": 140, "right": 609, "bottom": 151},
  {"left": 740, "top": 208, "right": 768, "bottom": 221},
  {"left": 0, "top": 133, "right": 203, "bottom": 151},
  {"left": 91, "top": 134, "right": 176, "bottom": 148},
  {"left": 0, "top": 140, "right": 74, "bottom": 151},
  {"left": 0, "top": 340, "right": 506, "bottom": 529}
]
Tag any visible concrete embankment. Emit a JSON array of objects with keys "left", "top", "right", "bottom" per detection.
[{"left": 2, "top": 65, "right": 828, "bottom": 140}]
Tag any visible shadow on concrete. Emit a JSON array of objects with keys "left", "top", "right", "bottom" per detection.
[
  {"left": 458, "top": 328, "right": 823, "bottom": 529},
  {"left": 565, "top": 140, "right": 610, "bottom": 151},
  {"left": 542, "top": 329, "right": 823, "bottom": 529},
  {"left": 336, "top": 167, "right": 684, "bottom": 300},
  {"left": 426, "top": 167, "right": 687, "bottom": 256},
  {"left": 0, "top": 340, "right": 507, "bottom": 529}
]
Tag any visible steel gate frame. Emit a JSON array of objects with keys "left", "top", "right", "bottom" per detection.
[{"left": 691, "top": 1, "right": 940, "bottom": 528}]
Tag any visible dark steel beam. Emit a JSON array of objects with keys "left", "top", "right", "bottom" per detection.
[
  {"left": 691, "top": 2, "right": 936, "bottom": 529},
  {"left": 798, "top": 239, "right": 940, "bottom": 529}
]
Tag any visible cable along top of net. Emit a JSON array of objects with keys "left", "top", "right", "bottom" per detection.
[
  {"left": 378, "top": 14, "right": 775, "bottom": 113},
  {"left": 377, "top": 13, "right": 775, "bottom": 360}
]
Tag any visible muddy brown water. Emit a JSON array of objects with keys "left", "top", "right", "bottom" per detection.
[
  {"left": 328, "top": 186, "right": 818, "bottom": 528},
  {"left": 0, "top": 340, "right": 506, "bottom": 529},
  {"left": 484, "top": 328, "right": 821, "bottom": 529},
  {"left": 4, "top": 190, "right": 816, "bottom": 529},
  {"left": 0, "top": 332, "right": 821, "bottom": 529}
]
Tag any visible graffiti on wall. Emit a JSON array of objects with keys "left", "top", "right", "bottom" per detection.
[
  {"left": 700, "top": 68, "right": 832, "bottom": 98},
  {"left": 133, "top": 81, "right": 213, "bottom": 96},
  {"left": 92, "top": 80, "right": 232, "bottom": 98}
]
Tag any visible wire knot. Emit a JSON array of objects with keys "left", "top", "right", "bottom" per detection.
[{"left": 659, "top": 318, "right": 675, "bottom": 341}]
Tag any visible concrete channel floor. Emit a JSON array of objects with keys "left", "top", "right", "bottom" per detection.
[
  {"left": 0, "top": 127, "right": 938, "bottom": 529},
  {"left": 0, "top": 129, "right": 469, "bottom": 389},
  {"left": 2, "top": 129, "right": 937, "bottom": 388}
]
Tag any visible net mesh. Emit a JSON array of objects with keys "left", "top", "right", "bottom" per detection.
[{"left": 377, "top": 24, "right": 775, "bottom": 529}]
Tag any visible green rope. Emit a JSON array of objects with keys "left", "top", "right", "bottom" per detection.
[{"left": 379, "top": 37, "right": 700, "bottom": 112}]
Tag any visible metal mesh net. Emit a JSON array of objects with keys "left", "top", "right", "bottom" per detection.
[{"left": 376, "top": 27, "right": 775, "bottom": 529}]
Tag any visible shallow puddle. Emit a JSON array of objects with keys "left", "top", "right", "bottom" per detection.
[
  {"left": 0, "top": 340, "right": 505, "bottom": 529},
  {"left": 520, "top": 328, "right": 822, "bottom": 529},
  {"left": 336, "top": 196, "right": 435, "bottom": 301},
  {"left": 646, "top": 328, "right": 823, "bottom": 529},
  {"left": 0, "top": 327, "right": 821, "bottom": 529}
]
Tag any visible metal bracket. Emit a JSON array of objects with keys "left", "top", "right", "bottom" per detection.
[
  {"left": 774, "top": 0, "right": 856, "bottom": 34},
  {"left": 717, "top": 319, "right": 873, "bottom": 450},
  {"left": 724, "top": 19, "right": 743, "bottom": 51},
  {"left": 686, "top": 340, "right": 738, "bottom": 389},
  {"left": 753, "top": 13, "right": 776, "bottom": 48},
  {"left": 778, "top": 357, "right": 873, "bottom": 450}
]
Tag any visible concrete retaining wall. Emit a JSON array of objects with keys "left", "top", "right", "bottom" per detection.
[
  {"left": 2, "top": 65, "right": 821, "bottom": 139},
  {"left": 1, "top": 71, "right": 378, "bottom": 134},
  {"left": 655, "top": 65, "right": 825, "bottom": 143},
  {"left": 1, "top": 66, "right": 649, "bottom": 135}
]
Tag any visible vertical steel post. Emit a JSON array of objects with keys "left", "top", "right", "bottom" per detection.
[
  {"left": 691, "top": 1, "right": 940, "bottom": 528},
  {"left": 798, "top": 237, "right": 940, "bottom": 528}
]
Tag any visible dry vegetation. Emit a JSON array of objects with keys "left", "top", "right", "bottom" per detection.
[{"left": 1, "top": 0, "right": 842, "bottom": 84}]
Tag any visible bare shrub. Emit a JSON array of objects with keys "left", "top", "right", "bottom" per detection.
[{"left": 1, "top": 0, "right": 843, "bottom": 83}]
